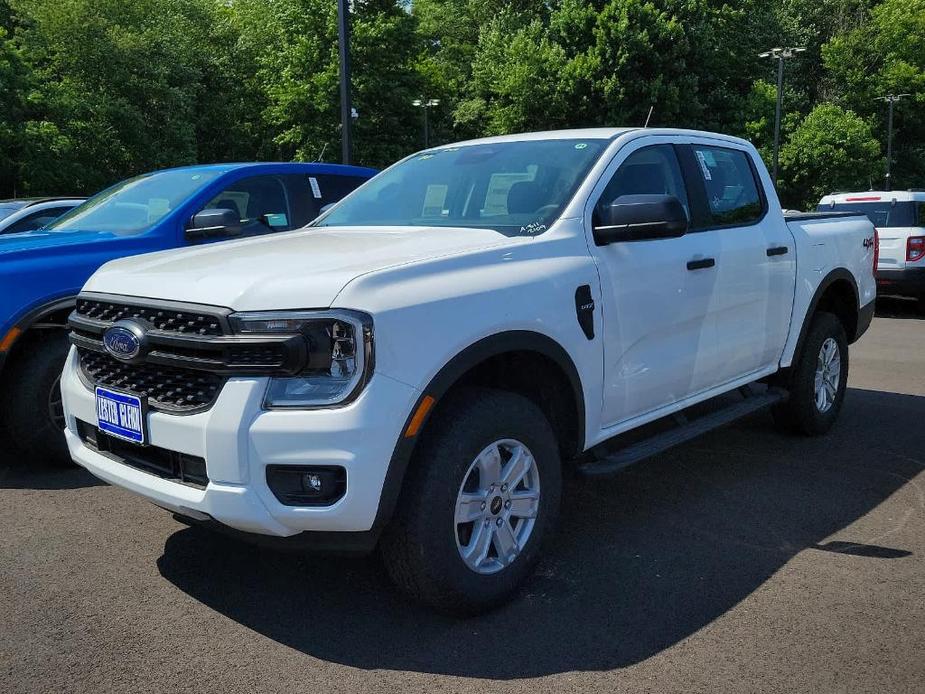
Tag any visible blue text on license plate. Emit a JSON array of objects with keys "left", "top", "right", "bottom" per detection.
[{"left": 95, "top": 387, "right": 145, "bottom": 444}]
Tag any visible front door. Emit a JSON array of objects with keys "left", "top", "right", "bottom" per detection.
[{"left": 589, "top": 141, "right": 721, "bottom": 428}]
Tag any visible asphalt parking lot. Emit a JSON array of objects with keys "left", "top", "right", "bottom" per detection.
[{"left": 2, "top": 297, "right": 923, "bottom": 693}]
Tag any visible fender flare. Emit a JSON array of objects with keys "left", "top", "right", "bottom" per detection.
[
  {"left": 371, "top": 330, "right": 586, "bottom": 530},
  {"left": 788, "top": 268, "right": 860, "bottom": 369},
  {"left": 0, "top": 296, "right": 76, "bottom": 373}
]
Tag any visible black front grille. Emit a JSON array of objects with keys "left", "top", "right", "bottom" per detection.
[
  {"left": 226, "top": 343, "right": 288, "bottom": 366},
  {"left": 75, "top": 298, "right": 225, "bottom": 336},
  {"left": 71, "top": 293, "right": 307, "bottom": 414},
  {"left": 79, "top": 350, "right": 225, "bottom": 413},
  {"left": 77, "top": 420, "right": 209, "bottom": 488}
]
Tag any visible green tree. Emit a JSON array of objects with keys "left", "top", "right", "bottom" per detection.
[
  {"left": 233, "top": 0, "right": 422, "bottom": 167},
  {"left": 456, "top": 0, "right": 778, "bottom": 137},
  {"left": 823, "top": 0, "right": 925, "bottom": 188},
  {"left": 413, "top": 0, "right": 548, "bottom": 143},
  {"left": 778, "top": 103, "right": 880, "bottom": 208},
  {"left": 9, "top": 0, "right": 239, "bottom": 195},
  {"left": 0, "top": 22, "right": 28, "bottom": 195}
]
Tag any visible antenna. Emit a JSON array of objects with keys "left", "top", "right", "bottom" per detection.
[
  {"left": 315, "top": 142, "right": 329, "bottom": 163},
  {"left": 643, "top": 105, "right": 654, "bottom": 128}
]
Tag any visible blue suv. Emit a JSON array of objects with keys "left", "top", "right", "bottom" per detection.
[{"left": 0, "top": 162, "right": 376, "bottom": 463}]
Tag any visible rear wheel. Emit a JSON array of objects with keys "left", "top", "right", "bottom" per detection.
[
  {"left": 381, "top": 387, "right": 561, "bottom": 615},
  {"left": 0, "top": 331, "right": 72, "bottom": 465},
  {"left": 772, "top": 311, "right": 848, "bottom": 436}
]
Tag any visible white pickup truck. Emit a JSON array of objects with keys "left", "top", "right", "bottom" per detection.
[{"left": 62, "top": 128, "right": 876, "bottom": 613}]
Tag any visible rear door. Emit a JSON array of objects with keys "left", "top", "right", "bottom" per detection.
[{"left": 681, "top": 142, "right": 796, "bottom": 385}]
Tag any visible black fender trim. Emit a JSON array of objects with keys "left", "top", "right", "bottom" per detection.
[
  {"left": 0, "top": 296, "right": 76, "bottom": 373},
  {"left": 371, "top": 330, "right": 586, "bottom": 530},
  {"left": 789, "top": 268, "right": 861, "bottom": 369}
]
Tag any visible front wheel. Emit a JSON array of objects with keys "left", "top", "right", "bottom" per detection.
[
  {"left": 0, "top": 331, "right": 72, "bottom": 465},
  {"left": 772, "top": 311, "right": 848, "bottom": 436},
  {"left": 381, "top": 387, "right": 561, "bottom": 615}
]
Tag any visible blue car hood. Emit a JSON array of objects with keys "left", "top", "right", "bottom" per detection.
[{"left": 0, "top": 229, "right": 132, "bottom": 256}]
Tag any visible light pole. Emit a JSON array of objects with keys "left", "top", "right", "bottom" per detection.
[
  {"left": 759, "top": 47, "right": 805, "bottom": 187},
  {"left": 875, "top": 94, "right": 910, "bottom": 191},
  {"left": 337, "top": 0, "right": 352, "bottom": 164},
  {"left": 412, "top": 98, "right": 440, "bottom": 148}
]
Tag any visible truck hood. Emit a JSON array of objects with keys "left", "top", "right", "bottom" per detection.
[{"left": 84, "top": 225, "right": 515, "bottom": 310}]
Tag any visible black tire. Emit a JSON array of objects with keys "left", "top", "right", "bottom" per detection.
[
  {"left": 380, "top": 387, "right": 562, "bottom": 615},
  {"left": 0, "top": 331, "right": 71, "bottom": 465},
  {"left": 917, "top": 295, "right": 925, "bottom": 316},
  {"left": 772, "top": 311, "right": 848, "bottom": 436}
]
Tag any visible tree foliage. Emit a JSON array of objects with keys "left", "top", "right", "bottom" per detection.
[
  {"left": 778, "top": 103, "right": 881, "bottom": 208},
  {"left": 1, "top": 0, "right": 923, "bottom": 206}
]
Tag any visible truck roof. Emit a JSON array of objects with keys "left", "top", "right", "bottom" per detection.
[
  {"left": 431, "top": 127, "right": 754, "bottom": 150},
  {"left": 819, "top": 190, "right": 925, "bottom": 204}
]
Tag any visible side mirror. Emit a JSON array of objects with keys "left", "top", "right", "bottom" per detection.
[
  {"left": 186, "top": 208, "right": 242, "bottom": 239},
  {"left": 593, "top": 194, "right": 688, "bottom": 245}
]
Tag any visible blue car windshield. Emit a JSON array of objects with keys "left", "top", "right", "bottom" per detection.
[
  {"left": 314, "top": 139, "right": 608, "bottom": 236},
  {"left": 46, "top": 169, "right": 222, "bottom": 235}
]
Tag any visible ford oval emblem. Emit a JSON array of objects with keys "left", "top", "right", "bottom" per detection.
[{"left": 103, "top": 323, "right": 143, "bottom": 361}]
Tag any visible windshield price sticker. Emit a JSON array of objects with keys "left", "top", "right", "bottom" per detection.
[
  {"left": 309, "top": 176, "right": 322, "bottom": 199},
  {"left": 695, "top": 150, "right": 713, "bottom": 180}
]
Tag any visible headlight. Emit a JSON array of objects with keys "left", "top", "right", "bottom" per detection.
[{"left": 230, "top": 310, "right": 374, "bottom": 408}]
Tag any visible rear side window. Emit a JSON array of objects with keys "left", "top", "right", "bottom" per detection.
[
  {"left": 281, "top": 174, "right": 369, "bottom": 227},
  {"left": 689, "top": 145, "right": 763, "bottom": 226},
  {"left": 816, "top": 201, "right": 925, "bottom": 228},
  {"left": 313, "top": 174, "right": 369, "bottom": 207}
]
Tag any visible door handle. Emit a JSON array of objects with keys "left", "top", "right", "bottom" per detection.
[
  {"left": 687, "top": 257, "right": 715, "bottom": 271},
  {"left": 766, "top": 246, "right": 789, "bottom": 257}
]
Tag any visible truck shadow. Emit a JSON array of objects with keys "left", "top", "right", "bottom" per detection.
[
  {"left": 0, "top": 451, "right": 104, "bottom": 490},
  {"left": 875, "top": 295, "right": 924, "bottom": 320},
  {"left": 157, "top": 387, "right": 921, "bottom": 678}
]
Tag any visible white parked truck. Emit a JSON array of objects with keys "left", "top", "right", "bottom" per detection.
[
  {"left": 818, "top": 190, "right": 925, "bottom": 310},
  {"left": 62, "top": 128, "right": 876, "bottom": 613}
]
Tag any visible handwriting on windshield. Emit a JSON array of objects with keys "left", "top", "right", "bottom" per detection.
[{"left": 520, "top": 221, "right": 547, "bottom": 235}]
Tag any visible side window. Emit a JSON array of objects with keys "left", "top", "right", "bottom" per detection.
[
  {"left": 280, "top": 175, "right": 323, "bottom": 228},
  {"left": 3, "top": 206, "right": 73, "bottom": 234},
  {"left": 280, "top": 174, "right": 369, "bottom": 227},
  {"left": 314, "top": 174, "right": 369, "bottom": 208},
  {"left": 596, "top": 145, "right": 689, "bottom": 221},
  {"left": 689, "top": 145, "right": 763, "bottom": 226},
  {"left": 202, "top": 176, "right": 292, "bottom": 237}
]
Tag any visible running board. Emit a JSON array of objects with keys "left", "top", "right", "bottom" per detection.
[{"left": 578, "top": 387, "right": 788, "bottom": 478}]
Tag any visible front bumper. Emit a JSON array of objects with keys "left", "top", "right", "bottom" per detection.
[
  {"left": 876, "top": 267, "right": 925, "bottom": 297},
  {"left": 61, "top": 347, "right": 420, "bottom": 539}
]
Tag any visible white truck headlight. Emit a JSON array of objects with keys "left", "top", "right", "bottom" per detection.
[{"left": 230, "top": 310, "right": 374, "bottom": 408}]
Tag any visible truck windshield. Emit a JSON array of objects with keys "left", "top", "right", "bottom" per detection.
[
  {"left": 46, "top": 169, "right": 222, "bottom": 235},
  {"left": 314, "top": 139, "right": 608, "bottom": 236},
  {"left": 818, "top": 201, "right": 925, "bottom": 228}
]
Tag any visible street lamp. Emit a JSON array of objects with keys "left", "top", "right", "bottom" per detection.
[
  {"left": 412, "top": 98, "right": 440, "bottom": 148},
  {"left": 874, "top": 94, "right": 910, "bottom": 191},
  {"left": 759, "top": 47, "right": 806, "bottom": 187},
  {"left": 337, "top": 0, "right": 352, "bottom": 164}
]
